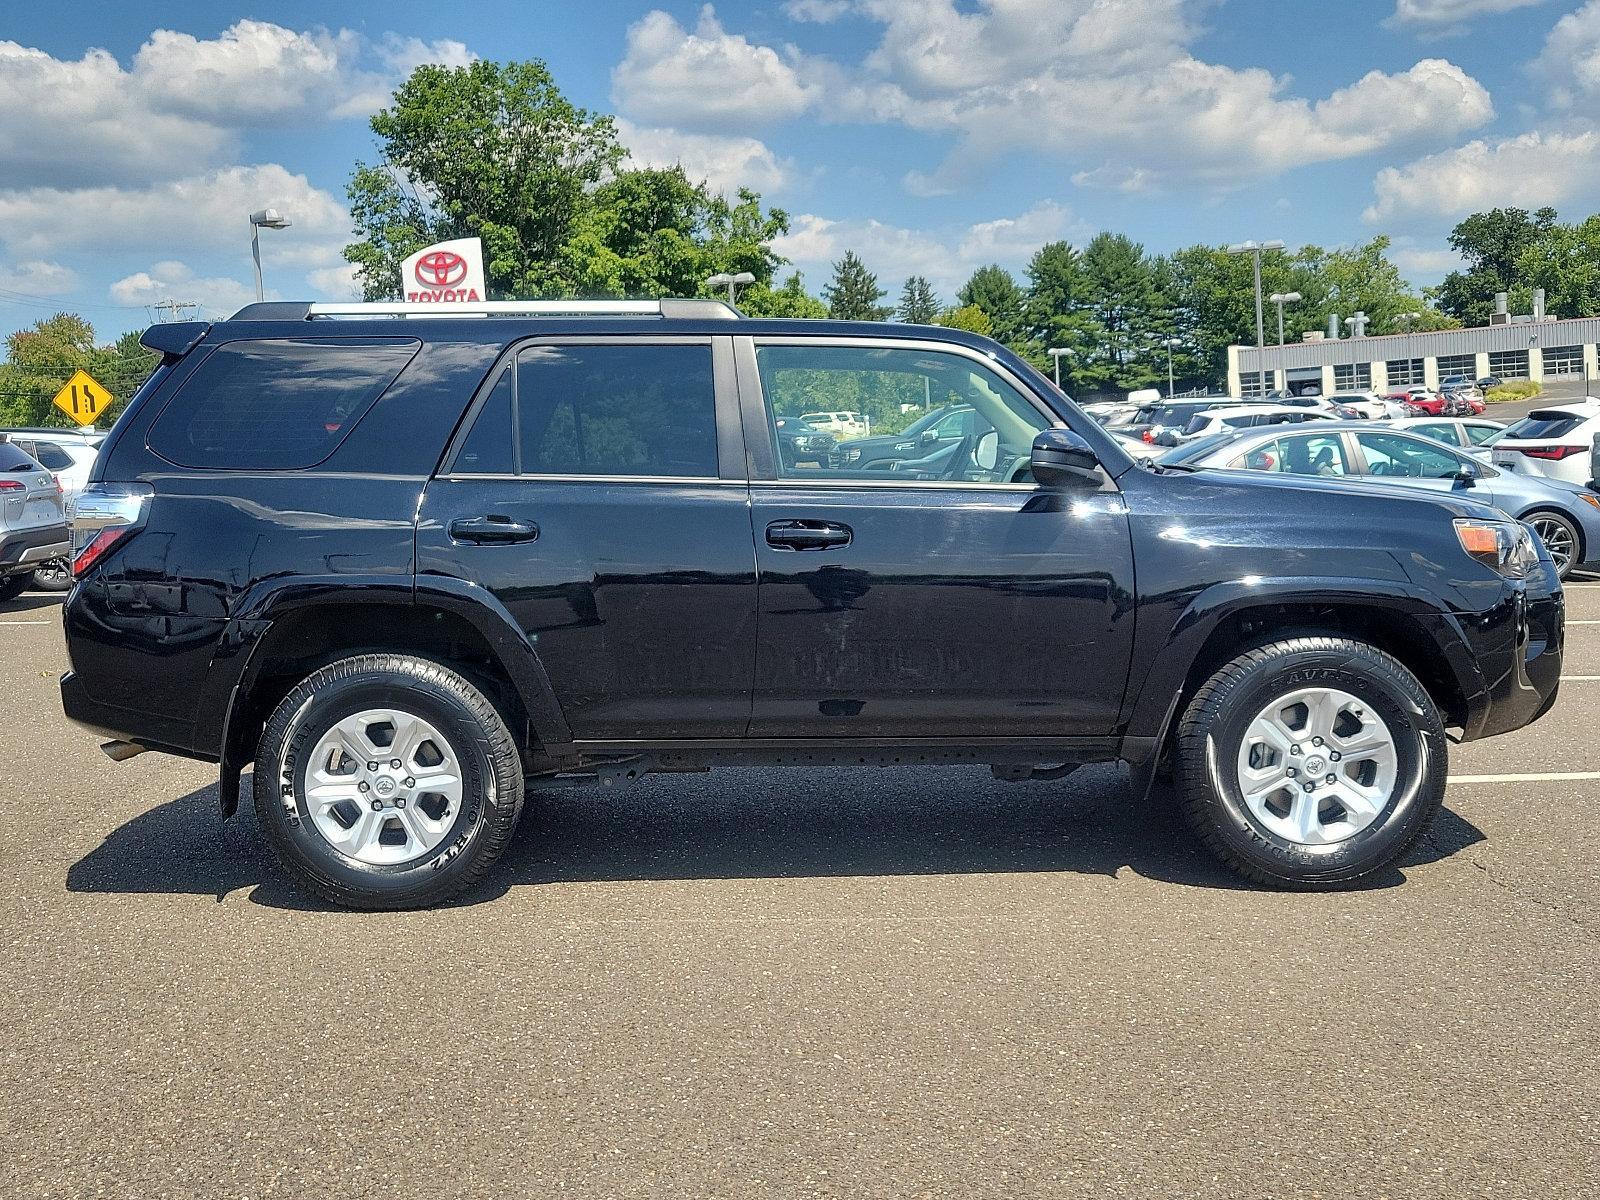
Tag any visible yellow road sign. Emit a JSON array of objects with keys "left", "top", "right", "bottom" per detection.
[{"left": 51, "top": 369, "right": 112, "bottom": 427}]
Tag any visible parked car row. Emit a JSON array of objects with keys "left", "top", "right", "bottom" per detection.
[{"left": 0, "top": 427, "right": 104, "bottom": 595}]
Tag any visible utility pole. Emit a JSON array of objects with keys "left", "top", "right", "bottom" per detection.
[
  {"left": 149, "top": 299, "right": 198, "bottom": 323},
  {"left": 1228, "top": 239, "right": 1286, "bottom": 395}
]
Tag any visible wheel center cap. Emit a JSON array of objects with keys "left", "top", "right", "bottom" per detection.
[
  {"left": 1304, "top": 755, "right": 1327, "bottom": 775},
  {"left": 373, "top": 776, "right": 397, "bottom": 797}
]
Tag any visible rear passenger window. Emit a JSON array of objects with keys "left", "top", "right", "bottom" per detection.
[
  {"left": 32, "top": 442, "right": 74, "bottom": 471},
  {"left": 148, "top": 338, "right": 418, "bottom": 470},
  {"left": 513, "top": 343, "right": 717, "bottom": 478},
  {"left": 453, "top": 369, "right": 514, "bottom": 474}
]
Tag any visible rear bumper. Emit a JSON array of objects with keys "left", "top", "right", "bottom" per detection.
[
  {"left": 59, "top": 669, "right": 206, "bottom": 760},
  {"left": 0, "top": 523, "right": 69, "bottom": 574}
]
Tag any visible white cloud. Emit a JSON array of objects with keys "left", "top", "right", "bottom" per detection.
[
  {"left": 610, "top": 2, "right": 1496, "bottom": 194},
  {"left": 783, "top": 0, "right": 852, "bottom": 21},
  {"left": 1364, "top": 131, "right": 1600, "bottom": 225},
  {"left": 306, "top": 263, "right": 361, "bottom": 299},
  {"left": 109, "top": 260, "right": 260, "bottom": 319},
  {"left": 612, "top": 7, "right": 812, "bottom": 129},
  {"left": 6, "top": 260, "right": 79, "bottom": 294},
  {"left": 1535, "top": 1, "right": 1600, "bottom": 108},
  {"left": 616, "top": 119, "right": 791, "bottom": 195},
  {"left": 0, "top": 165, "right": 351, "bottom": 270},
  {"left": 773, "top": 202, "right": 1088, "bottom": 297},
  {"left": 0, "top": 21, "right": 474, "bottom": 189},
  {"left": 1388, "top": 0, "right": 1549, "bottom": 30},
  {"left": 1391, "top": 246, "right": 1465, "bottom": 277}
]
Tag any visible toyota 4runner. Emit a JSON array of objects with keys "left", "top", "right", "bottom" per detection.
[{"left": 61, "top": 299, "right": 1564, "bottom": 908}]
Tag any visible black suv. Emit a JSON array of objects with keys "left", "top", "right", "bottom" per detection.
[{"left": 61, "top": 299, "right": 1564, "bottom": 909}]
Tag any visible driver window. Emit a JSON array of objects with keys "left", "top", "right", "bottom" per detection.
[
  {"left": 753, "top": 344, "right": 1051, "bottom": 483},
  {"left": 1355, "top": 432, "right": 1463, "bottom": 479}
]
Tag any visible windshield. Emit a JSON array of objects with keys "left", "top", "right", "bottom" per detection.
[{"left": 1139, "top": 403, "right": 1212, "bottom": 427}]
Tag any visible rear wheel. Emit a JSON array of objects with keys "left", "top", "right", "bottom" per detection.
[
  {"left": 1175, "top": 636, "right": 1446, "bottom": 889},
  {"left": 1524, "top": 510, "right": 1579, "bottom": 578},
  {"left": 254, "top": 653, "right": 524, "bottom": 909},
  {"left": 29, "top": 558, "right": 73, "bottom": 592}
]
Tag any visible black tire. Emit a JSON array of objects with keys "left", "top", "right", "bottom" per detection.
[
  {"left": 29, "top": 558, "right": 73, "bottom": 592},
  {"left": 0, "top": 574, "right": 30, "bottom": 603},
  {"left": 1174, "top": 636, "right": 1446, "bottom": 890},
  {"left": 253, "top": 653, "right": 524, "bottom": 910},
  {"left": 1523, "top": 510, "right": 1580, "bottom": 579}
]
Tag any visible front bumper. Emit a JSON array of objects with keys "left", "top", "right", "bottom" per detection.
[
  {"left": 0, "top": 523, "right": 70, "bottom": 574},
  {"left": 1456, "top": 559, "right": 1564, "bottom": 742}
]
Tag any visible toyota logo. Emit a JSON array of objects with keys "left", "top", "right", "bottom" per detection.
[{"left": 415, "top": 250, "right": 468, "bottom": 288}]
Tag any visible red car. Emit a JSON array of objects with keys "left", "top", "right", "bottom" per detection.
[{"left": 1391, "top": 389, "right": 1447, "bottom": 416}]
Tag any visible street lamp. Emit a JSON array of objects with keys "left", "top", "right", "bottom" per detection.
[
  {"left": 1228, "top": 238, "right": 1285, "bottom": 397},
  {"left": 1161, "top": 337, "right": 1181, "bottom": 397},
  {"left": 248, "top": 208, "right": 291, "bottom": 302},
  {"left": 1047, "top": 346, "right": 1074, "bottom": 388},
  {"left": 1267, "top": 291, "right": 1301, "bottom": 346},
  {"left": 705, "top": 271, "right": 756, "bottom": 304}
]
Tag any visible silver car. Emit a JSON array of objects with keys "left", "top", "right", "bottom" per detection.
[
  {"left": 0, "top": 438, "right": 71, "bottom": 602},
  {"left": 1159, "top": 420, "right": 1600, "bottom": 578}
]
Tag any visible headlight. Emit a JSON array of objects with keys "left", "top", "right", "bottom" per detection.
[
  {"left": 1455, "top": 518, "right": 1539, "bottom": 577},
  {"left": 1579, "top": 491, "right": 1600, "bottom": 511}
]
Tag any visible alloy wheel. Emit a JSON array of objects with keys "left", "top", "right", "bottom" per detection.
[
  {"left": 1527, "top": 516, "right": 1575, "bottom": 575},
  {"left": 1233, "top": 686, "right": 1398, "bottom": 846}
]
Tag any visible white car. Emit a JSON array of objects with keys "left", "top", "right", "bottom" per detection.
[
  {"left": 1327, "top": 391, "right": 1407, "bottom": 420},
  {"left": 1489, "top": 400, "right": 1600, "bottom": 485},
  {"left": 1380, "top": 417, "right": 1506, "bottom": 455},
  {"left": 800, "top": 410, "right": 869, "bottom": 438},
  {"left": 0, "top": 432, "right": 98, "bottom": 501},
  {"left": 1166, "top": 403, "right": 1335, "bottom": 445}
]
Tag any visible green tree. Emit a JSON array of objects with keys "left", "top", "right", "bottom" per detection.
[
  {"left": 0, "top": 314, "right": 158, "bottom": 428},
  {"left": 896, "top": 276, "right": 939, "bottom": 323},
  {"left": 557, "top": 170, "right": 788, "bottom": 298},
  {"left": 1076, "top": 232, "right": 1170, "bottom": 393},
  {"left": 344, "top": 59, "right": 625, "bottom": 299},
  {"left": 1516, "top": 214, "right": 1600, "bottom": 319},
  {"left": 1021, "top": 241, "right": 1096, "bottom": 382},
  {"left": 823, "top": 251, "right": 890, "bottom": 320},
  {"left": 741, "top": 272, "right": 829, "bottom": 318},
  {"left": 931, "top": 305, "right": 993, "bottom": 336},
  {"left": 1436, "top": 207, "right": 1559, "bottom": 326},
  {"left": 957, "top": 265, "right": 1025, "bottom": 346}
]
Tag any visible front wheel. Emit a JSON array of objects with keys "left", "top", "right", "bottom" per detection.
[
  {"left": 254, "top": 653, "right": 524, "bottom": 909},
  {"left": 1524, "top": 510, "right": 1579, "bottom": 579},
  {"left": 1174, "top": 637, "right": 1446, "bottom": 889}
]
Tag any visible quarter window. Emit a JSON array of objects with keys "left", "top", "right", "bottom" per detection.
[
  {"left": 148, "top": 338, "right": 418, "bottom": 470},
  {"left": 754, "top": 344, "right": 1050, "bottom": 483}
]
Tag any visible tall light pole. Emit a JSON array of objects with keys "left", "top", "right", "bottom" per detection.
[
  {"left": 1162, "top": 337, "right": 1181, "bottom": 397},
  {"left": 1228, "top": 239, "right": 1285, "bottom": 395},
  {"left": 248, "top": 208, "right": 291, "bottom": 302},
  {"left": 1268, "top": 291, "right": 1301, "bottom": 345},
  {"left": 1047, "top": 346, "right": 1073, "bottom": 388},
  {"left": 1395, "top": 311, "right": 1421, "bottom": 384},
  {"left": 705, "top": 271, "right": 756, "bottom": 304}
]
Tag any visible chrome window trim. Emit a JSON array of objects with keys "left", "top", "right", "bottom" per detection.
[{"left": 440, "top": 473, "right": 748, "bottom": 487}]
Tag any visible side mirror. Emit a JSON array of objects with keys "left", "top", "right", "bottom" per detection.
[
  {"left": 1030, "top": 429, "right": 1101, "bottom": 489},
  {"left": 974, "top": 429, "right": 999, "bottom": 472},
  {"left": 1454, "top": 462, "right": 1479, "bottom": 486},
  {"left": 921, "top": 427, "right": 941, "bottom": 444}
]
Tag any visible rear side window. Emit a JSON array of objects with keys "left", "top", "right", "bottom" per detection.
[
  {"left": 1504, "top": 412, "right": 1583, "bottom": 440},
  {"left": 148, "top": 338, "right": 418, "bottom": 469},
  {"left": 31, "top": 442, "right": 75, "bottom": 470},
  {"left": 515, "top": 343, "right": 717, "bottom": 478}
]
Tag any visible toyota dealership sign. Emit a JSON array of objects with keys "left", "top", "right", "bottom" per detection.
[{"left": 400, "top": 237, "right": 486, "bottom": 304}]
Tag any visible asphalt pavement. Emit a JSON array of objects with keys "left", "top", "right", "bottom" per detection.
[{"left": 3, "top": 583, "right": 1597, "bottom": 1198}]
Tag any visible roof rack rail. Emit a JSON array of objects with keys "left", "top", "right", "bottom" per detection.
[{"left": 228, "top": 299, "right": 741, "bottom": 321}]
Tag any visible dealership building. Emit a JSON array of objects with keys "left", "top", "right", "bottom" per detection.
[{"left": 1225, "top": 314, "right": 1600, "bottom": 398}]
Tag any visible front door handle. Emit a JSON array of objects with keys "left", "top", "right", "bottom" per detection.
[
  {"left": 449, "top": 515, "right": 540, "bottom": 544},
  {"left": 766, "top": 519, "right": 852, "bottom": 551}
]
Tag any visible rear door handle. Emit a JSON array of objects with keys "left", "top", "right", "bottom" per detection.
[
  {"left": 765, "top": 520, "right": 852, "bottom": 551},
  {"left": 449, "top": 515, "right": 540, "bottom": 545}
]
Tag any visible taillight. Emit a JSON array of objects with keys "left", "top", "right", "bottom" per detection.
[
  {"left": 0, "top": 479, "right": 22, "bottom": 493},
  {"left": 1518, "top": 445, "right": 1586, "bottom": 460},
  {"left": 70, "top": 483, "right": 152, "bottom": 578}
]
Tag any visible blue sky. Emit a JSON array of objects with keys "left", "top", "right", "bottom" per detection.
[{"left": 3, "top": 0, "right": 1598, "bottom": 343}]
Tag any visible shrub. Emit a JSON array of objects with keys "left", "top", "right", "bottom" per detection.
[{"left": 1486, "top": 379, "right": 1541, "bottom": 403}]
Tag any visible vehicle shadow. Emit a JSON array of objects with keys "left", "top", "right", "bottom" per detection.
[
  {"left": 3, "top": 592, "right": 65, "bottom": 615},
  {"left": 65, "top": 765, "right": 1487, "bottom": 912}
]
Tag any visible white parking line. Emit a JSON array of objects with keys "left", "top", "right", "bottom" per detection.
[
  {"left": 1566, "top": 619, "right": 1600, "bottom": 625},
  {"left": 0, "top": 620, "right": 49, "bottom": 625},
  {"left": 1561, "top": 675, "right": 1600, "bottom": 680},
  {"left": 1452, "top": 771, "right": 1600, "bottom": 783}
]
